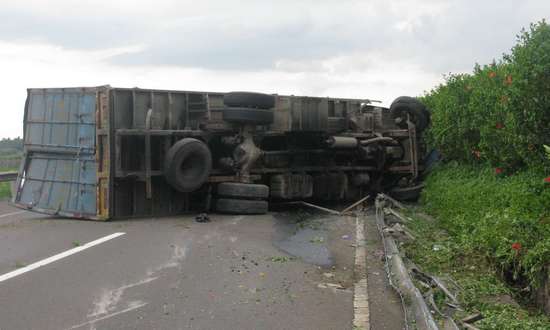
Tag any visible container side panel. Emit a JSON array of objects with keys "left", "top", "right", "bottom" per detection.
[
  {"left": 272, "top": 96, "right": 291, "bottom": 132},
  {"left": 113, "top": 90, "right": 132, "bottom": 129},
  {"left": 25, "top": 91, "right": 95, "bottom": 151},
  {"left": 15, "top": 88, "right": 98, "bottom": 219},
  {"left": 18, "top": 154, "right": 96, "bottom": 215},
  {"left": 133, "top": 91, "right": 150, "bottom": 129}
]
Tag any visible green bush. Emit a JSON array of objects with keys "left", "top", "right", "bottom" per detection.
[
  {"left": 422, "top": 20, "right": 550, "bottom": 172},
  {"left": 417, "top": 20, "right": 550, "bottom": 321},
  {"left": 422, "top": 163, "right": 550, "bottom": 287},
  {"left": 404, "top": 206, "right": 550, "bottom": 329}
]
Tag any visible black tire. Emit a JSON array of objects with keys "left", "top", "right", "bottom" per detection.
[
  {"left": 164, "top": 138, "right": 212, "bottom": 192},
  {"left": 223, "top": 107, "right": 274, "bottom": 125},
  {"left": 389, "top": 96, "right": 429, "bottom": 131},
  {"left": 389, "top": 183, "right": 425, "bottom": 202},
  {"left": 217, "top": 182, "right": 269, "bottom": 199},
  {"left": 215, "top": 198, "right": 268, "bottom": 214},
  {"left": 224, "top": 92, "right": 275, "bottom": 109}
]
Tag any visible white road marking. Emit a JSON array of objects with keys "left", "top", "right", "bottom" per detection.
[
  {"left": 89, "top": 277, "right": 158, "bottom": 318},
  {"left": 0, "top": 210, "right": 25, "bottom": 219},
  {"left": 68, "top": 301, "right": 147, "bottom": 329},
  {"left": 354, "top": 216, "right": 370, "bottom": 329},
  {"left": 0, "top": 232, "right": 126, "bottom": 283}
]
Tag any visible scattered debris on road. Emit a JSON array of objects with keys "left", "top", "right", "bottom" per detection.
[
  {"left": 269, "top": 256, "right": 295, "bottom": 263},
  {"left": 279, "top": 201, "right": 341, "bottom": 215},
  {"left": 317, "top": 282, "right": 346, "bottom": 290},
  {"left": 195, "top": 213, "right": 210, "bottom": 223}
]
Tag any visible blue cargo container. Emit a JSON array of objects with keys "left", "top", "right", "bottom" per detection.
[{"left": 14, "top": 88, "right": 99, "bottom": 218}]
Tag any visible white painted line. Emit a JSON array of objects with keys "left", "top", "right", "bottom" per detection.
[
  {"left": 0, "top": 210, "right": 25, "bottom": 219},
  {"left": 354, "top": 216, "right": 370, "bottom": 329},
  {"left": 0, "top": 232, "right": 125, "bottom": 283},
  {"left": 68, "top": 301, "right": 147, "bottom": 329}
]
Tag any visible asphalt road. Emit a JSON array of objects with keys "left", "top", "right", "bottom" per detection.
[{"left": 0, "top": 201, "right": 403, "bottom": 330}]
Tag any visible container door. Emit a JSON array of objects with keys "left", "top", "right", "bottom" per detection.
[{"left": 14, "top": 88, "right": 98, "bottom": 219}]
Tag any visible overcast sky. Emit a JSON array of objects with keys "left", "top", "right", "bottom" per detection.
[{"left": 0, "top": 0, "right": 548, "bottom": 138}]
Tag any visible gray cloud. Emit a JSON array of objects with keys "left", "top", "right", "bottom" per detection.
[
  {"left": 399, "top": 1, "right": 550, "bottom": 72},
  {"left": 0, "top": 9, "right": 144, "bottom": 49},
  {"left": 109, "top": 17, "right": 395, "bottom": 70},
  {"left": 0, "top": 0, "right": 548, "bottom": 74}
]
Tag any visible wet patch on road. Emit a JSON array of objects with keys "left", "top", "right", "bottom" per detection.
[{"left": 272, "top": 208, "right": 333, "bottom": 267}]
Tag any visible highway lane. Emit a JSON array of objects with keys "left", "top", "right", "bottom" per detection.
[{"left": 0, "top": 202, "right": 365, "bottom": 330}]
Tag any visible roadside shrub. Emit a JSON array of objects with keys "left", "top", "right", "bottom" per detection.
[
  {"left": 422, "top": 164, "right": 550, "bottom": 288},
  {"left": 418, "top": 19, "right": 550, "bottom": 319},
  {"left": 422, "top": 20, "right": 550, "bottom": 172}
]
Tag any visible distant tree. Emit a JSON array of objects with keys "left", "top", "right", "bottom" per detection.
[{"left": 0, "top": 137, "right": 23, "bottom": 156}]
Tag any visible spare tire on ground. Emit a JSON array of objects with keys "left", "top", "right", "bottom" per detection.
[
  {"left": 215, "top": 198, "right": 268, "bottom": 214},
  {"left": 389, "top": 96, "right": 430, "bottom": 132},
  {"left": 217, "top": 182, "right": 269, "bottom": 199},
  {"left": 164, "top": 138, "right": 212, "bottom": 192},
  {"left": 224, "top": 92, "right": 275, "bottom": 109},
  {"left": 223, "top": 107, "right": 274, "bottom": 125}
]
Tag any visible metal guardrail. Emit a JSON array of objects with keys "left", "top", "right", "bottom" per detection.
[{"left": 0, "top": 171, "right": 18, "bottom": 182}]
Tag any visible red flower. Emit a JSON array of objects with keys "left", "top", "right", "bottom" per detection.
[
  {"left": 495, "top": 167, "right": 503, "bottom": 175},
  {"left": 488, "top": 71, "right": 496, "bottom": 78},
  {"left": 505, "top": 75, "right": 513, "bottom": 85},
  {"left": 544, "top": 177, "right": 550, "bottom": 184},
  {"left": 511, "top": 242, "right": 522, "bottom": 251},
  {"left": 472, "top": 150, "right": 481, "bottom": 159},
  {"left": 496, "top": 122, "right": 504, "bottom": 129}
]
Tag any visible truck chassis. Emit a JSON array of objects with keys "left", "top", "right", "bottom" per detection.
[{"left": 13, "top": 86, "right": 429, "bottom": 220}]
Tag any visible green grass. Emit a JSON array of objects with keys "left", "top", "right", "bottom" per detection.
[
  {"left": 0, "top": 182, "right": 10, "bottom": 199},
  {"left": 421, "top": 163, "right": 550, "bottom": 287},
  {"left": 401, "top": 163, "right": 550, "bottom": 329},
  {"left": 0, "top": 166, "right": 17, "bottom": 199},
  {"left": 404, "top": 213, "right": 550, "bottom": 329}
]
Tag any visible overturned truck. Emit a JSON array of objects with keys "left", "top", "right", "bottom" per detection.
[{"left": 13, "top": 86, "right": 430, "bottom": 220}]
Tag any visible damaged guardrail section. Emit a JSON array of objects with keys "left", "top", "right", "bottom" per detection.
[
  {"left": 374, "top": 194, "right": 487, "bottom": 330},
  {"left": 0, "top": 171, "right": 17, "bottom": 182},
  {"left": 375, "top": 194, "right": 439, "bottom": 330}
]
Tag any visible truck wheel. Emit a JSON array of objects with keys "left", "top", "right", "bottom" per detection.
[
  {"left": 224, "top": 92, "right": 275, "bottom": 109},
  {"left": 217, "top": 182, "right": 269, "bottom": 199},
  {"left": 164, "top": 138, "right": 212, "bottom": 192},
  {"left": 215, "top": 198, "right": 268, "bottom": 214},
  {"left": 223, "top": 107, "right": 274, "bottom": 125},
  {"left": 389, "top": 183, "right": 425, "bottom": 202},
  {"left": 389, "top": 96, "right": 429, "bottom": 132}
]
